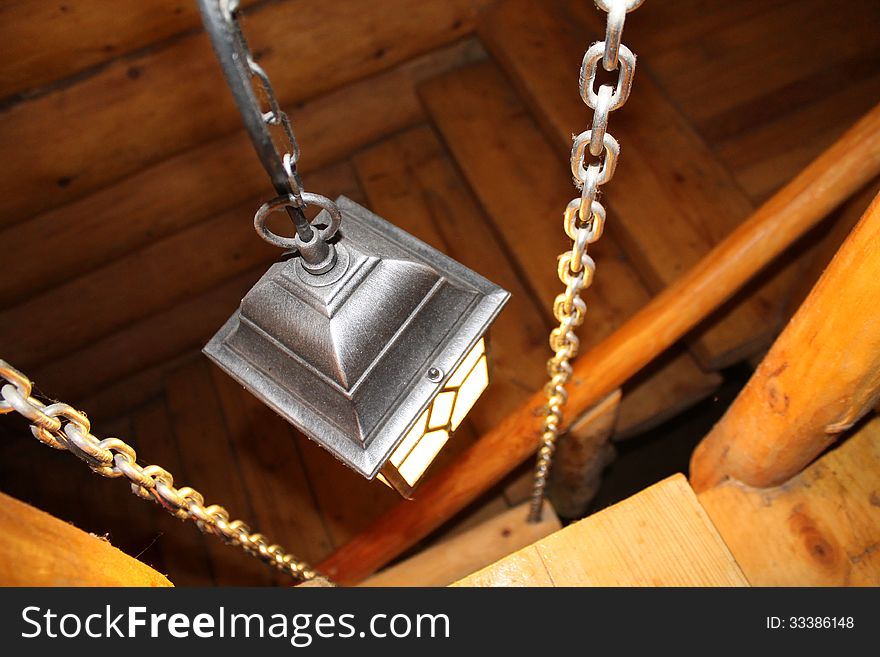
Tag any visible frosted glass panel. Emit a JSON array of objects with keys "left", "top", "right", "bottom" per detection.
[
  {"left": 399, "top": 430, "right": 449, "bottom": 486},
  {"left": 450, "top": 355, "right": 488, "bottom": 431}
]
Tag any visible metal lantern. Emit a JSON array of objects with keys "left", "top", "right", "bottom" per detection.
[
  {"left": 205, "top": 197, "right": 508, "bottom": 496},
  {"left": 197, "top": 0, "right": 508, "bottom": 496}
]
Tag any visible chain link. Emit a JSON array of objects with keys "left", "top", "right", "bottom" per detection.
[
  {"left": 528, "top": 0, "right": 642, "bottom": 522},
  {"left": 216, "top": 0, "right": 342, "bottom": 255},
  {"left": 0, "top": 359, "right": 323, "bottom": 584},
  {"left": 224, "top": 0, "right": 305, "bottom": 200}
]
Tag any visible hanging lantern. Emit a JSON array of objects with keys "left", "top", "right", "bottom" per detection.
[
  {"left": 205, "top": 196, "right": 508, "bottom": 497},
  {"left": 197, "top": 0, "right": 508, "bottom": 496}
]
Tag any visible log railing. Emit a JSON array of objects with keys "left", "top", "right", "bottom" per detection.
[
  {"left": 690, "top": 190, "right": 880, "bottom": 490},
  {"left": 318, "top": 103, "right": 880, "bottom": 585}
]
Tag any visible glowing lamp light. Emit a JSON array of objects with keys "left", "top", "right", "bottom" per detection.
[{"left": 205, "top": 197, "right": 508, "bottom": 497}]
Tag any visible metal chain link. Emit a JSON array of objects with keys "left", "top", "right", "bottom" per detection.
[
  {"left": 528, "top": 0, "right": 643, "bottom": 522},
  {"left": 214, "top": 0, "right": 342, "bottom": 254},
  {"left": 224, "top": 0, "right": 305, "bottom": 202},
  {"left": 0, "top": 359, "right": 323, "bottom": 584}
]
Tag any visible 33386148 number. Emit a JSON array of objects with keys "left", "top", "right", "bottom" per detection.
[{"left": 788, "top": 617, "right": 854, "bottom": 629}]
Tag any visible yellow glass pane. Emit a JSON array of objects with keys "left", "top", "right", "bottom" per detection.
[
  {"left": 446, "top": 338, "right": 485, "bottom": 388},
  {"left": 450, "top": 355, "right": 488, "bottom": 430},
  {"left": 429, "top": 391, "right": 456, "bottom": 429},
  {"left": 390, "top": 408, "right": 429, "bottom": 467},
  {"left": 399, "top": 429, "right": 449, "bottom": 486},
  {"left": 376, "top": 472, "right": 392, "bottom": 489}
]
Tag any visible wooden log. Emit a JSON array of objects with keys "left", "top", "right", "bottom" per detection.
[
  {"left": 454, "top": 475, "right": 748, "bottom": 587},
  {"left": 0, "top": 0, "right": 238, "bottom": 100},
  {"left": 419, "top": 61, "right": 720, "bottom": 437},
  {"left": 698, "top": 414, "right": 880, "bottom": 586},
  {"left": 317, "top": 101, "right": 880, "bottom": 585},
  {"left": 780, "top": 179, "right": 880, "bottom": 320},
  {"left": 0, "top": 0, "right": 482, "bottom": 227},
  {"left": 547, "top": 391, "right": 620, "bottom": 519},
  {"left": 0, "top": 490, "right": 172, "bottom": 586},
  {"left": 691, "top": 191, "right": 880, "bottom": 490},
  {"left": 361, "top": 501, "right": 560, "bottom": 587},
  {"left": 0, "top": 38, "right": 485, "bottom": 309}
]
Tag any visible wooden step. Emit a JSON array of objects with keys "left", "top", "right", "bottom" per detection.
[
  {"left": 418, "top": 63, "right": 720, "bottom": 437},
  {"left": 362, "top": 501, "right": 561, "bottom": 587},
  {"left": 698, "top": 413, "right": 880, "bottom": 586},
  {"left": 454, "top": 473, "right": 748, "bottom": 586},
  {"left": 0, "top": 490, "right": 172, "bottom": 587},
  {"left": 477, "top": 0, "right": 795, "bottom": 370}
]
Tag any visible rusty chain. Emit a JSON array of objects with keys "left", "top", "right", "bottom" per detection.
[
  {"left": 528, "top": 0, "right": 643, "bottom": 521},
  {"left": 0, "top": 359, "right": 322, "bottom": 584}
]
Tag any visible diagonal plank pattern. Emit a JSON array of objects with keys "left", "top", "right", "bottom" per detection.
[
  {"left": 419, "top": 62, "right": 720, "bottom": 436},
  {"left": 478, "top": 0, "right": 796, "bottom": 370},
  {"left": 454, "top": 474, "right": 748, "bottom": 586}
]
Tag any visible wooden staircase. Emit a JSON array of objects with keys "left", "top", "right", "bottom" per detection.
[{"left": 1, "top": 0, "right": 879, "bottom": 587}]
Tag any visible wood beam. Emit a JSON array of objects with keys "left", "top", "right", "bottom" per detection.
[
  {"left": 0, "top": 491, "right": 172, "bottom": 587},
  {"left": 317, "top": 102, "right": 880, "bottom": 585},
  {"left": 691, "top": 190, "right": 880, "bottom": 490}
]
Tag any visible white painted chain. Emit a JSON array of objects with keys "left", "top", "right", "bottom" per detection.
[{"left": 528, "top": 0, "right": 642, "bottom": 521}]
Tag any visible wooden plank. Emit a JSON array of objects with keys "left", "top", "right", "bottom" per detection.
[
  {"left": 698, "top": 414, "right": 880, "bottom": 586},
  {"left": 547, "top": 391, "right": 619, "bottom": 519},
  {"left": 33, "top": 268, "right": 265, "bottom": 408},
  {"left": 717, "top": 71, "right": 880, "bottom": 204},
  {"left": 455, "top": 475, "right": 748, "bottom": 586},
  {"left": 130, "top": 398, "right": 216, "bottom": 586},
  {"left": 0, "top": 38, "right": 486, "bottom": 309},
  {"left": 352, "top": 124, "right": 548, "bottom": 431},
  {"left": 318, "top": 101, "right": 880, "bottom": 584},
  {"left": 77, "top": 352, "right": 194, "bottom": 423},
  {"left": 163, "top": 357, "right": 276, "bottom": 585},
  {"left": 0, "top": 490, "right": 172, "bottom": 587},
  {"left": 363, "top": 501, "right": 560, "bottom": 587},
  {"left": 0, "top": 0, "right": 483, "bottom": 227},
  {"left": 478, "top": 0, "right": 793, "bottom": 369},
  {"left": 643, "top": 0, "right": 880, "bottom": 138},
  {"left": 438, "top": 493, "right": 512, "bottom": 540},
  {"left": 620, "top": 0, "right": 880, "bottom": 206},
  {"left": 419, "top": 62, "right": 720, "bottom": 434},
  {"left": 0, "top": 0, "right": 245, "bottom": 100},
  {"left": 452, "top": 546, "right": 554, "bottom": 587},
  {"left": 293, "top": 436, "right": 400, "bottom": 549},
  {"left": 691, "top": 191, "right": 880, "bottom": 490},
  {"left": 606, "top": 0, "right": 792, "bottom": 60},
  {"left": 2, "top": 161, "right": 362, "bottom": 376},
  {"left": 210, "top": 364, "right": 335, "bottom": 565}
]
